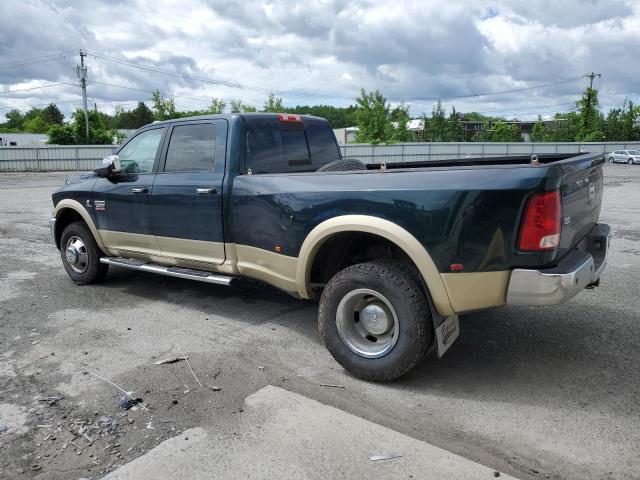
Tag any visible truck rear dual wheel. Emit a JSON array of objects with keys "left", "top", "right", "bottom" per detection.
[
  {"left": 59, "top": 221, "right": 109, "bottom": 285},
  {"left": 318, "top": 259, "right": 433, "bottom": 381}
]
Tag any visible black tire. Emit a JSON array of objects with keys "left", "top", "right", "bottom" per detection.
[
  {"left": 608, "top": 157, "right": 614, "bottom": 163},
  {"left": 628, "top": 158, "right": 633, "bottom": 165},
  {"left": 318, "top": 259, "right": 432, "bottom": 381},
  {"left": 59, "top": 221, "right": 109, "bottom": 285}
]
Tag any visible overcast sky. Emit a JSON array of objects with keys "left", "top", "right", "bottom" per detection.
[{"left": 1, "top": 0, "right": 638, "bottom": 120}]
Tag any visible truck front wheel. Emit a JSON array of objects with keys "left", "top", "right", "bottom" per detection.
[
  {"left": 318, "top": 259, "right": 432, "bottom": 381},
  {"left": 59, "top": 221, "right": 109, "bottom": 285}
]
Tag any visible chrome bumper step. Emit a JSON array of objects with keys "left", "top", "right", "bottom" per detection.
[{"left": 100, "top": 257, "right": 235, "bottom": 286}]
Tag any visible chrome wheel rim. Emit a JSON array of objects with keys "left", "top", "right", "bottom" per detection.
[
  {"left": 65, "top": 236, "right": 89, "bottom": 274},
  {"left": 336, "top": 288, "right": 399, "bottom": 358}
]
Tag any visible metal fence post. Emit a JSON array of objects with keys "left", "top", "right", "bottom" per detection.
[
  {"left": 428, "top": 143, "right": 432, "bottom": 162},
  {"left": 75, "top": 147, "right": 80, "bottom": 171},
  {"left": 401, "top": 143, "right": 405, "bottom": 163},
  {"left": 35, "top": 144, "right": 40, "bottom": 172},
  {"left": 506, "top": 143, "right": 510, "bottom": 157}
]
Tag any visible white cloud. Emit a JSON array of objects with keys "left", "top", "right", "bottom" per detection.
[{"left": 0, "top": 0, "right": 639, "bottom": 120}]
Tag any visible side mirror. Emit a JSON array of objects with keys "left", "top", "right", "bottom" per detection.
[{"left": 94, "top": 154, "right": 122, "bottom": 177}]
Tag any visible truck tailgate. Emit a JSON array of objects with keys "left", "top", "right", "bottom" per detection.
[{"left": 557, "top": 154, "right": 604, "bottom": 257}]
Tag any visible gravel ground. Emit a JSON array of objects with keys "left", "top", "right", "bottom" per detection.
[{"left": 0, "top": 164, "right": 638, "bottom": 480}]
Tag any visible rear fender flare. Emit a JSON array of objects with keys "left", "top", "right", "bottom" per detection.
[{"left": 296, "top": 215, "right": 454, "bottom": 317}]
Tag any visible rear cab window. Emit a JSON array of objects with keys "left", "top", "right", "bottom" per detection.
[
  {"left": 164, "top": 123, "right": 217, "bottom": 172},
  {"left": 244, "top": 115, "right": 340, "bottom": 174}
]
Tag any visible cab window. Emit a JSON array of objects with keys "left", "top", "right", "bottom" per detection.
[
  {"left": 164, "top": 123, "right": 217, "bottom": 172},
  {"left": 118, "top": 128, "right": 164, "bottom": 174}
]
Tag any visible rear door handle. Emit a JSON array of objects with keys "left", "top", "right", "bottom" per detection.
[
  {"left": 131, "top": 187, "right": 149, "bottom": 194},
  {"left": 196, "top": 188, "right": 216, "bottom": 195}
]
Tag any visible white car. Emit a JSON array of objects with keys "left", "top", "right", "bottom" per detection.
[{"left": 607, "top": 149, "right": 640, "bottom": 164}]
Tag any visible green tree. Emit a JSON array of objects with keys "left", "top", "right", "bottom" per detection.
[
  {"left": 531, "top": 115, "right": 546, "bottom": 142},
  {"left": 230, "top": 100, "right": 257, "bottom": 113},
  {"left": 354, "top": 88, "right": 392, "bottom": 144},
  {"left": 287, "top": 104, "right": 358, "bottom": 128},
  {"left": 24, "top": 115, "right": 49, "bottom": 133},
  {"left": 575, "top": 87, "right": 603, "bottom": 141},
  {"left": 620, "top": 100, "right": 639, "bottom": 141},
  {"left": 389, "top": 103, "right": 411, "bottom": 142},
  {"left": 445, "top": 107, "right": 463, "bottom": 142},
  {"left": 426, "top": 100, "right": 447, "bottom": 141},
  {"left": 151, "top": 90, "right": 177, "bottom": 120},
  {"left": 263, "top": 94, "right": 284, "bottom": 112},
  {"left": 41, "top": 103, "right": 64, "bottom": 126},
  {"left": 130, "top": 102, "right": 155, "bottom": 128},
  {"left": 4, "top": 109, "right": 25, "bottom": 129},
  {"left": 47, "top": 124, "right": 76, "bottom": 144},
  {"left": 483, "top": 121, "right": 521, "bottom": 142},
  {"left": 208, "top": 98, "right": 226, "bottom": 114}
]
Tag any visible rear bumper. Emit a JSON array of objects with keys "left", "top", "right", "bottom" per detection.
[{"left": 506, "top": 224, "right": 610, "bottom": 306}]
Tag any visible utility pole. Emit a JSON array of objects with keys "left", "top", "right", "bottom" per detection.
[
  {"left": 583, "top": 72, "right": 601, "bottom": 134},
  {"left": 76, "top": 49, "right": 89, "bottom": 140},
  {"left": 585, "top": 72, "right": 601, "bottom": 90}
]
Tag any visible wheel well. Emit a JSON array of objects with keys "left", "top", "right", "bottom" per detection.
[
  {"left": 309, "top": 232, "right": 420, "bottom": 288},
  {"left": 54, "top": 208, "right": 84, "bottom": 249}
]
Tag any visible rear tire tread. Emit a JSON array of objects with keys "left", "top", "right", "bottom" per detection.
[{"left": 318, "top": 259, "right": 431, "bottom": 381}]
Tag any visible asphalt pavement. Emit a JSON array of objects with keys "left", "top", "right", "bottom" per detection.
[{"left": 0, "top": 163, "right": 638, "bottom": 480}]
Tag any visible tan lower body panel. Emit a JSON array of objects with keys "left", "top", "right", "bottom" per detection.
[
  {"left": 156, "top": 236, "right": 225, "bottom": 265},
  {"left": 98, "top": 229, "right": 509, "bottom": 312},
  {"left": 234, "top": 244, "right": 298, "bottom": 293},
  {"left": 99, "top": 230, "right": 161, "bottom": 256},
  {"left": 440, "top": 271, "right": 511, "bottom": 313}
]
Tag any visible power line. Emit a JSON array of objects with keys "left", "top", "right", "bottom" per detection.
[
  {"left": 91, "top": 80, "right": 214, "bottom": 103},
  {"left": 0, "top": 99, "right": 80, "bottom": 110},
  {"left": 0, "top": 51, "right": 77, "bottom": 70},
  {"left": 85, "top": 50, "right": 341, "bottom": 100},
  {"left": 0, "top": 82, "right": 76, "bottom": 95},
  {"left": 390, "top": 77, "right": 583, "bottom": 102},
  {"left": 87, "top": 50, "right": 586, "bottom": 103}
]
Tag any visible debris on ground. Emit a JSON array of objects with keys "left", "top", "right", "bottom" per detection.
[
  {"left": 154, "top": 356, "right": 188, "bottom": 365},
  {"left": 370, "top": 453, "right": 402, "bottom": 461},
  {"left": 86, "top": 370, "right": 149, "bottom": 411},
  {"left": 118, "top": 395, "right": 143, "bottom": 410},
  {"left": 209, "top": 385, "right": 221, "bottom": 391},
  {"left": 319, "top": 383, "right": 345, "bottom": 388},
  {"left": 38, "top": 395, "right": 64, "bottom": 406},
  {"left": 0, "top": 424, "right": 8, "bottom": 433},
  {"left": 176, "top": 345, "right": 204, "bottom": 388}
]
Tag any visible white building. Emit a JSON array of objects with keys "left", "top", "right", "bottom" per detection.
[{"left": 0, "top": 133, "right": 48, "bottom": 146}]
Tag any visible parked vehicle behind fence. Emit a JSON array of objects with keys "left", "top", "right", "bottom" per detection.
[{"left": 607, "top": 149, "right": 640, "bottom": 164}]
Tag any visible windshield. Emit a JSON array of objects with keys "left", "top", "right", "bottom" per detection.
[{"left": 628, "top": 150, "right": 640, "bottom": 155}]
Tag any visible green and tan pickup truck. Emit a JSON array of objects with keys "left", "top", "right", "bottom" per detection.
[{"left": 50, "top": 113, "right": 610, "bottom": 381}]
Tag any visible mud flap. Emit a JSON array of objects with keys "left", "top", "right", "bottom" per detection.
[{"left": 435, "top": 314, "right": 459, "bottom": 358}]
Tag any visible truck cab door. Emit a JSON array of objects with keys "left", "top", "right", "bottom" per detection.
[
  {"left": 150, "top": 120, "right": 227, "bottom": 266},
  {"left": 92, "top": 126, "right": 166, "bottom": 256}
]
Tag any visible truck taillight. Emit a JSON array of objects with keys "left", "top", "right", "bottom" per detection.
[
  {"left": 278, "top": 114, "right": 302, "bottom": 122},
  {"left": 518, "top": 190, "right": 561, "bottom": 251}
]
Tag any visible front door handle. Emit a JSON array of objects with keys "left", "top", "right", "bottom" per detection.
[
  {"left": 132, "top": 187, "right": 149, "bottom": 194},
  {"left": 196, "top": 188, "right": 216, "bottom": 195}
]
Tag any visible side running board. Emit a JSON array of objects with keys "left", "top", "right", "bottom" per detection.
[{"left": 99, "top": 257, "right": 235, "bottom": 286}]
